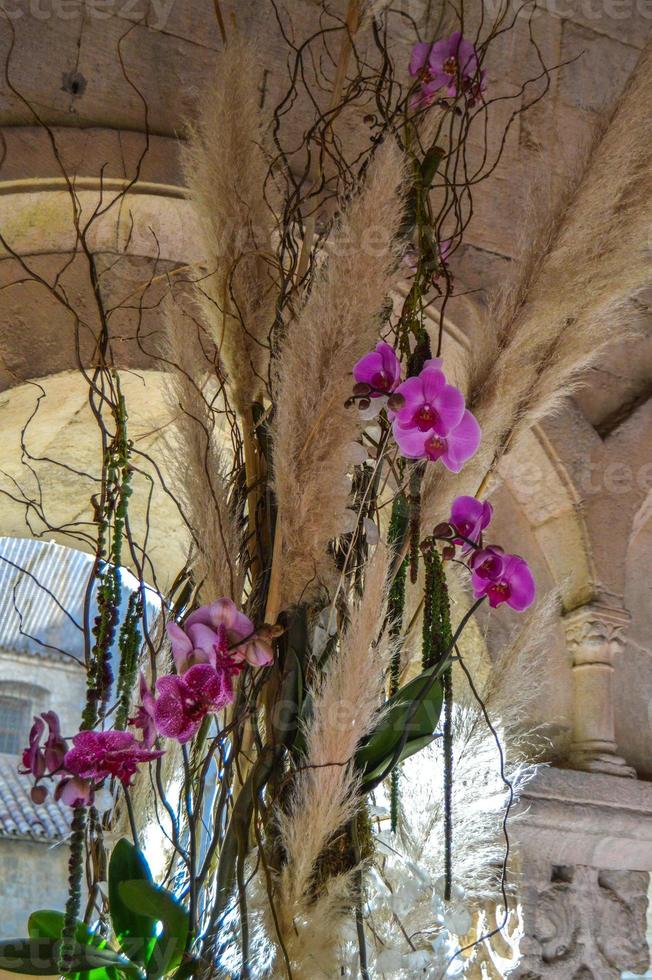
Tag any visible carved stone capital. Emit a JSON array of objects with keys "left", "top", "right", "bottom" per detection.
[
  {"left": 561, "top": 604, "right": 635, "bottom": 778},
  {"left": 563, "top": 605, "right": 631, "bottom": 667}
]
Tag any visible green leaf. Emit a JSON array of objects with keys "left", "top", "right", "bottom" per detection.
[
  {"left": 118, "top": 881, "right": 189, "bottom": 979},
  {"left": 168, "top": 957, "right": 200, "bottom": 980},
  {"left": 398, "top": 186, "right": 418, "bottom": 239},
  {"left": 28, "top": 911, "right": 116, "bottom": 980},
  {"left": 355, "top": 670, "right": 444, "bottom": 786},
  {"left": 0, "top": 938, "right": 141, "bottom": 977},
  {"left": 108, "top": 839, "right": 157, "bottom": 968},
  {"left": 28, "top": 910, "right": 106, "bottom": 948},
  {"left": 360, "top": 734, "right": 437, "bottom": 790}
]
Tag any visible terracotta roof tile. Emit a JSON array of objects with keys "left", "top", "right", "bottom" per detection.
[{"left": 0, "top": 755, "right": 69, "bottom": 841}]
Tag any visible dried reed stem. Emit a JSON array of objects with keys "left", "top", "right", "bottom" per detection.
[
  {"left": 162, "top": 299, "right": 244, "bottom": 602},
  {"left": 271, "top": 543, "right": 392, "bottom": 973},
  {"left": 182, "top": 34, "right": 279, "bottom": 414},
  {"left": 271, "top": 139, "right": 405, "bottom": 610}
]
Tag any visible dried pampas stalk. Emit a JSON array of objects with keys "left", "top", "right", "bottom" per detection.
[
  {"left": 162, "top": 299, "right": 244, "bottom": 602},
  {"left": 271, "top": 140, "right": 405, "bottom": 609},
  {"left": 422, "top": 41, "right": 652, "bottom": 527},
  {"left": 272, "top": 543, "right": 392, "bottom": 974},
  {"left": 182, "top": 34, "right": 279, "bottom": 413}
]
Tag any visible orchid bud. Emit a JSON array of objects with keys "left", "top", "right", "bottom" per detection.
[
  {"left": 433, "top": 522, "right": 454, "bottom": 539},
  {"left": 358, "top": 397, "right": 371, "bottom": 410},
  {"left": 353, "top": 382, "right": 372, "bottom": 397},
  {"left": 387, "top": 392, "right": 405, "bottom": 411},
  {"left": 257, "top": 623, "right": 285, "bottom": 643},
  {"left": 31, "top": 785, "right": 47, "bottom": 805}
]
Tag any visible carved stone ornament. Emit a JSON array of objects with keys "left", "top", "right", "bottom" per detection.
[
  {"left": 508, "top": 864, "right": 649, "bottom": 979},
  {"left": 562, "top": 605, "right": 635, "bottom": 778}
]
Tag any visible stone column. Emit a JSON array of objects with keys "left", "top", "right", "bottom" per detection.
[{"left": 563, "top": 604, "right": 635, "bottom": 778}]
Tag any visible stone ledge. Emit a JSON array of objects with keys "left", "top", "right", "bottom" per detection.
[{"left": 514, "top": 766, "right": 652, "bottom": 871}]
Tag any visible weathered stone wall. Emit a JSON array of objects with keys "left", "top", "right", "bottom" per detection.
[
  {"left": 0, "top": 838, "right": 70, "bottom": 940},
  {"left": 0, "top": 650, "right": 86, "bottom": 738}
]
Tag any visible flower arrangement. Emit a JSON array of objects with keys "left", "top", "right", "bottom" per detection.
[{"left": 1, "top": 4, "right": 649, "bottom": 978}]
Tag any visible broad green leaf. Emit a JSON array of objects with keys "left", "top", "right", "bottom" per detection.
[
  {"left": 27, "top": 912, "right": 115, "bottom": 980},
  {"left": 108, "top": 839, "right": 157, "bottom": 968},
  {"left": 118, "top": 881, "right": 189, "bottom": 979},
  {"left": 28, "top": 909, "right": 106, "bottom": 947},
  {"left": 360, "top": 734, "right": 437, "bottom": 791},
  {"left": 0, "top": 938, "right": 141, "bottom": 977},
  {"left": 355, "top": 670, "right": 444, "bottom": 782}
]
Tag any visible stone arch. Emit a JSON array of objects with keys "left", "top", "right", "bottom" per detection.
[
  {"left": 0, "top": 180, "right": 203, "bottom": 390},
  {"left": 0, "top": 371, "right": 190, "bottom": 591}
]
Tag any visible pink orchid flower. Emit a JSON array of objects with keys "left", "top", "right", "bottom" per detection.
[
  {"left": 449, "top": 496, "right": 493, "bottom": 549},
  {"left": 153, "top": 663, "right": 235, "bottom": 744},
  {"left": 353, "top": 341, "right": 402, "bottom": 396},
  {"left": 471, "top": 551, "right": 536, "bottom": 611},
  {"left": 20, "top": 711, "right": 68, "bottom": 779},
  {"left": 64, "top": 730, "right": 163, "bottom": 786},
  {"left": 168, "top": 598, "right": 273, "bottom": 672},
  {"left": 129, "top": 673, "right": 158, "bottom": 748},
  {"left": 390, "top": 360, "right": 465, "bottom": 435},
  {"left": 409, "top": 33, "right": 486, "bottom": 107},
  {"left": 390, "top": 359, "right": 481, "bottom": 472},
  {"left": 393, "top": 410, "right": 480, "bottom": 472},
  {"left": 409, "top": 42, "right": 442, "bottom": 108}
]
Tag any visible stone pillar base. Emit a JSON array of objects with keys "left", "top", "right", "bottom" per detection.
[{"left": 567, "top": 748, "right": 636, "bottom": 779}]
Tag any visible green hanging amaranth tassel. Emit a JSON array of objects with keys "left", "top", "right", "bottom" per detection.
[
  {"left": 115, "top": 591, "right": 142, "bottom": 731},
  {"left": 442, "top": 663, "right": 453, "bottom": 901},
  {"left": 408, "top": 466, "right": 422, "bottom": 585},
  {"left": 420, "top": 540, "right": 454, "bottom": 897},
  {"left": 387, "top": 496, "right": 408, "bottom": 833},
  {"left": 57, "top": 805, "right": 87, "bottom": 973},
  {"left": 67, "top": 378, "right": 134, "bottom": 973}
]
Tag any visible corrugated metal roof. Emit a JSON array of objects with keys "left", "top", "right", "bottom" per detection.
[
  {"left": 0, "top": 538, "right": 163, "bottom": 842},
  {"left": 0, "top": 755, "right": 69, "bottom": 841},
  {"left": 0, "top": 536, "right": 161, "bottom": 664}
]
